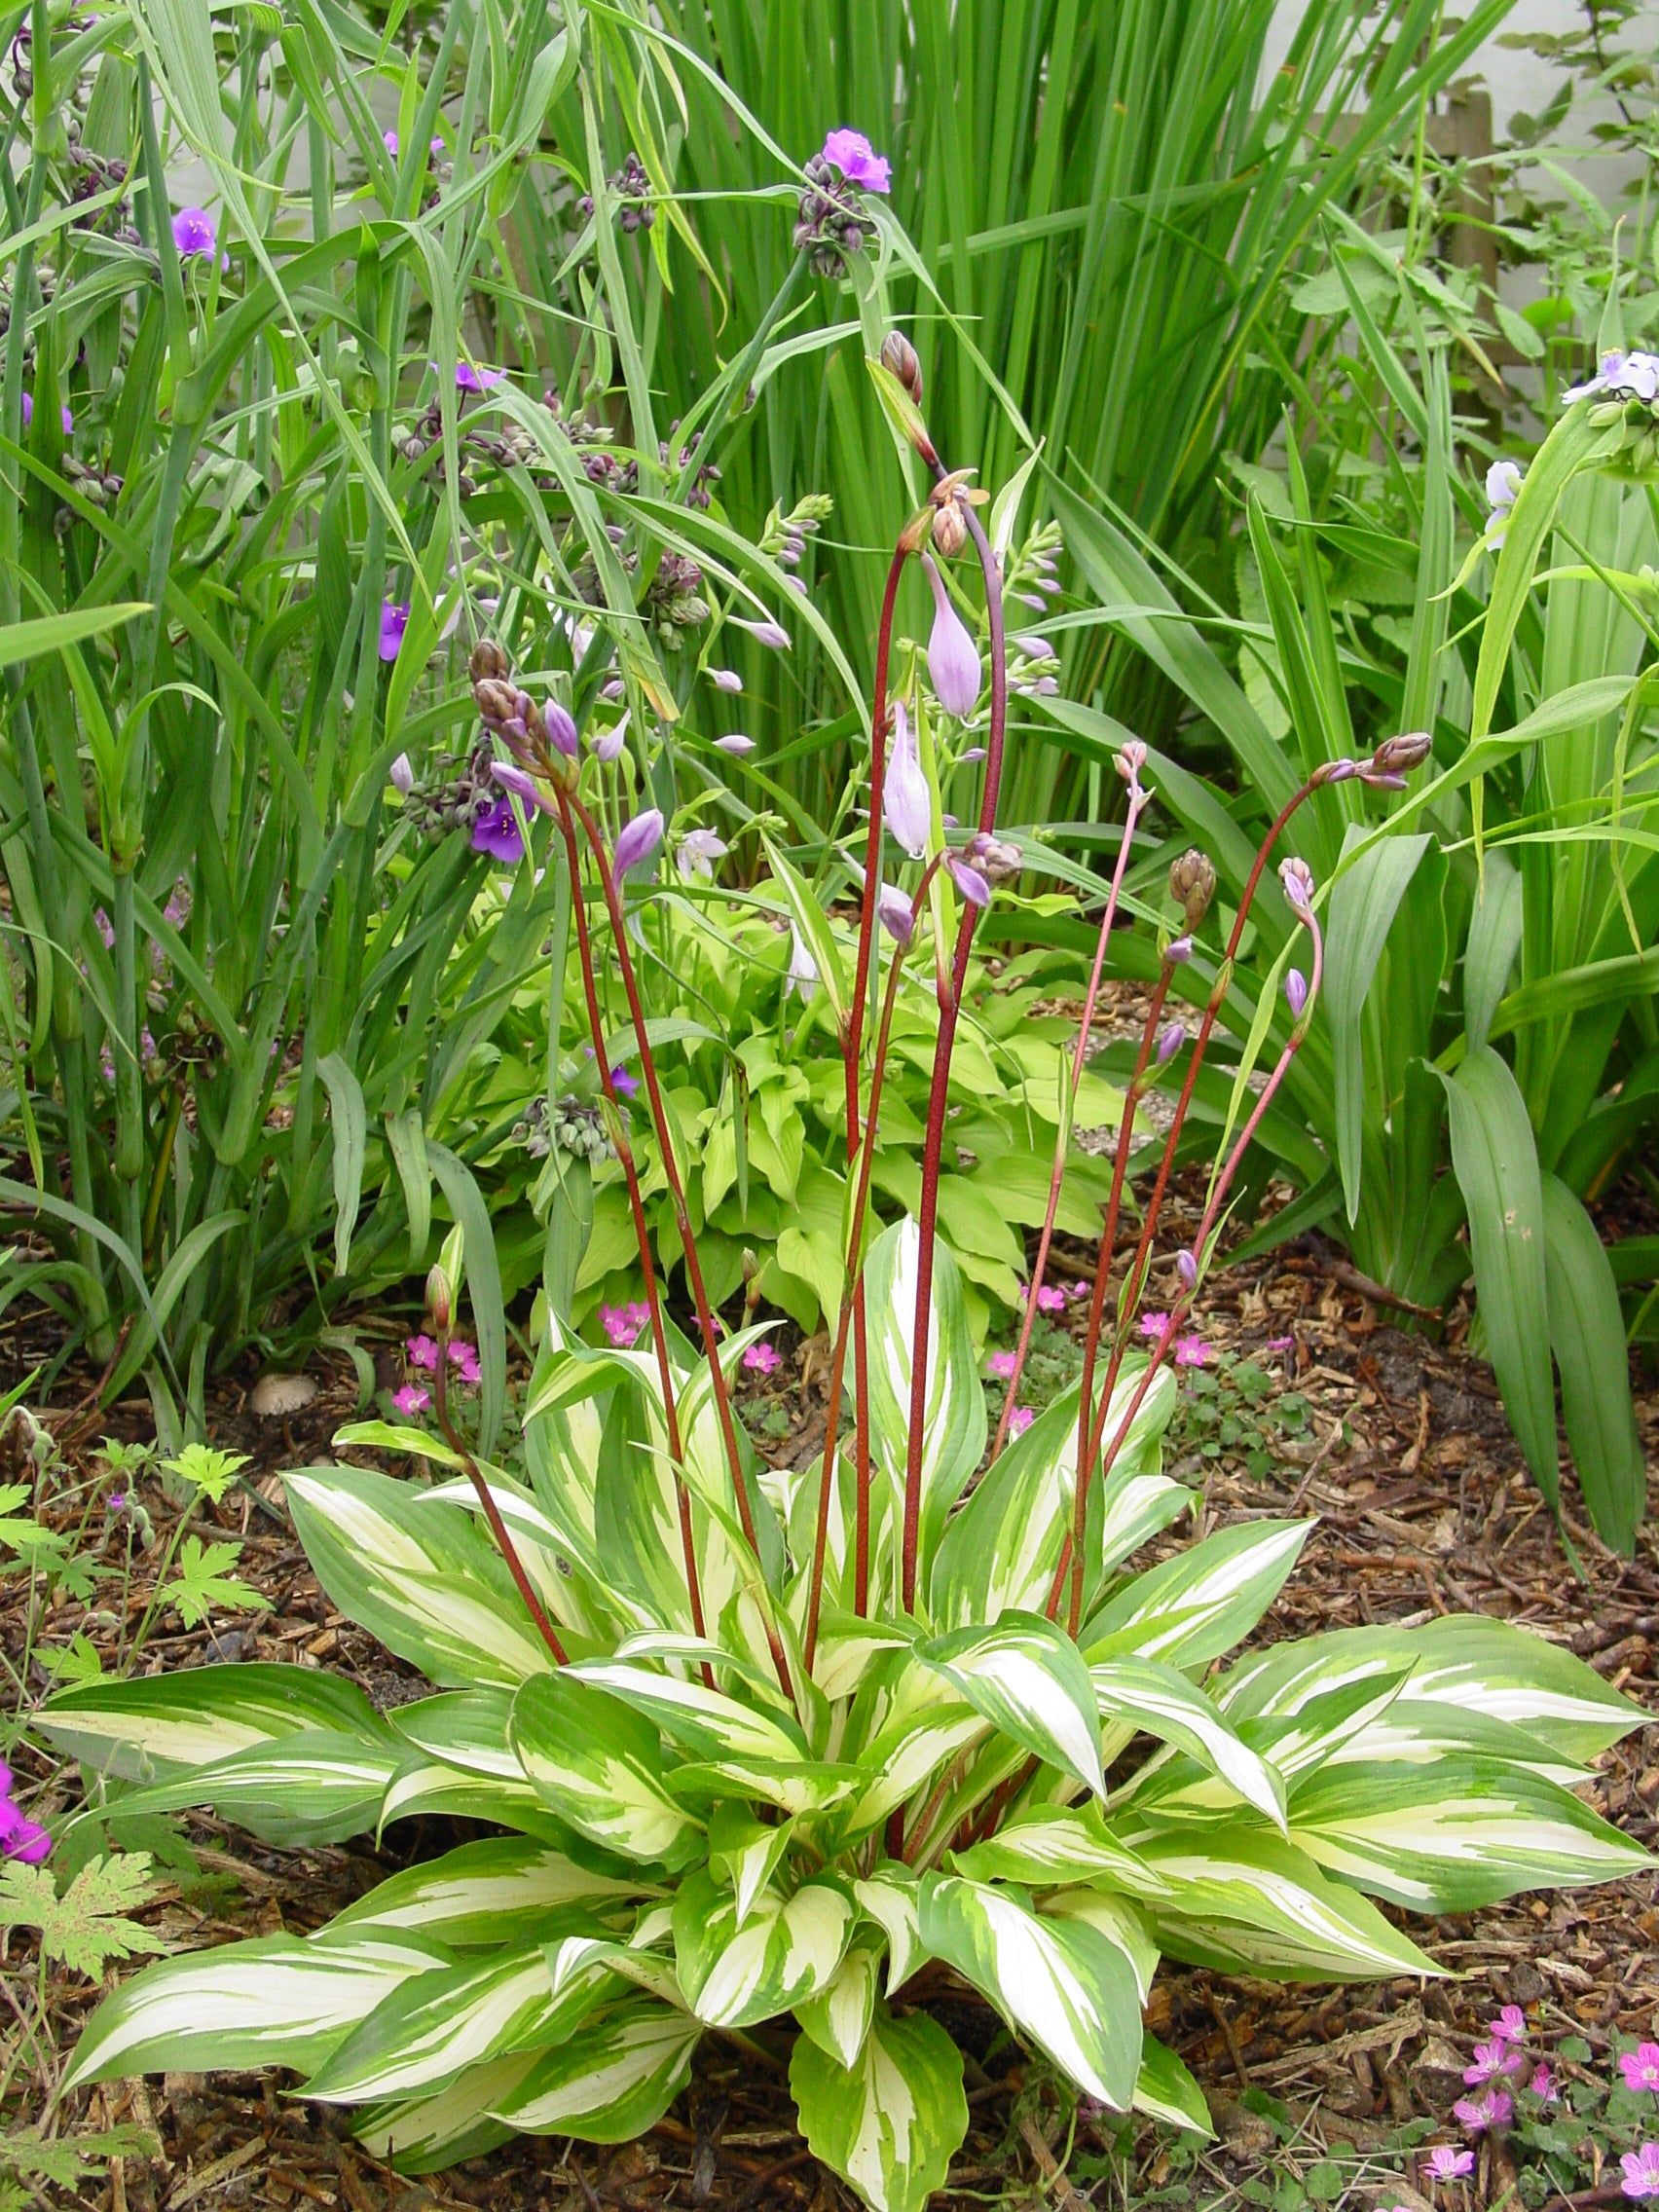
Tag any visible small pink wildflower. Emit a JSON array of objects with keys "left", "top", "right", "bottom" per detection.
[
  {"left": 743, "top": 1343, "right": 781, "bottom": 1377},
  {"left": 1008, "top": 1408, "right": 1034, "bottom": 1438},
  {"left": 1453, "top": 2087, "right": 1511, "bottom": 2135},
  {"left": 392, "top": 1383, "right": 429, "bottom": 1416},
  {"left": 1492, "top": 2005, "right": 1528, "bottom": 2045},
  {"left": 1530, "top": 2066, "right": 1558, "bottom": 2103},
  {"left": 1424, "top": 2146, "right": 1475, "bottom": 2182},
  {"left": 1464, "top": 2039, "right": 1524, "bottom": 2086},
  {"left": 0, "top": 1764, "right": 51, "bottom": 1864},
  {"left": 1623, "top": 2046, "right": 1659, "bottom": 2096},
  {"left": 986, "top": 1351, "right": 1017, "bottom": 1381},
  {"left": 1069, "top": 1280, "right": 1091, "bottom": 1302},
  {"left": 406, "top": 1334, "right": 439, "bottom": 1371},
  {"left": 1139, "top": 1312, "right": 1168, "bottom": 1339},
  {"left": 447, "top": 1340, "right": 481, "bottom": 1385},
  {"left": 1623, "top": 2146, "right": 1659, "bottom": 2201},
  {"left": 1173, "top": 1336, "right": 1207, "bottom": 1368},
  {"left": 600, "top": 1305, "right": 645, "bottom": 1348},
  {"left": 1267, "top": 1333, "right": 1295, "bottom": 1352}
]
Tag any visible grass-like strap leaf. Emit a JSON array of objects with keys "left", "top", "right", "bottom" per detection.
[
  {"left": 1541, "top": 1171, "right": 1644, "bottom": 1557},
  {"left": 39, "top": 1663, "right": 389, "bottom": 1780},
  {"left": 1323, "top": 824, "right": 1431, "bottom": 1222}
]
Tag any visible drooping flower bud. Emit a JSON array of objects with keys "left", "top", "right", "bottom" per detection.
[
  {"left": 1284, "top": 968, "right": 1308, "bottom": 1019},
  {"left": 1278, "top": 856, "right": 1316, "bottom": 920},
  {"left": 877, "top": 883, "right": 915, "bottom": 947},
  {"left": 931, "top": 499, "right": 968, "bottom": 560},
  {"left": 1157, "top": 1021, "right": 1185, "bottom": 1065},
  {"left": 923, "top": 555, "right": 982, "bottom": 719},
  {"left": 593, "top": 711, "right": 629, "bottom": 764},
  {"left": 945, "top": 851, "right": 991, "bottom": 908},
  {"left": 425, "top": 1263, "right": 454, "bottom": 1333},
  {"left": 881, "top": 329, "right": 923, "bottom": 403},
  {"left": 1166, "top": 934, "right": 1194, "bottom": 965},
  {"left": 710, "top": 668, "right": 743, "bottom": 692},
  {"left": 613, "top": 807, "right": 664, "bottom": 880},
  {"left": 787, "top": 925, "right": 819, "bottom": 1001},
  {"left": 883, "top": 700, "right": 931, "bottom": 860},
  {"left": 731, "top": 614, "right": 791, "bottom": 651},
  {"left": 1176, "top": 1249, "right": 1198, "bottom": 1291},
  {"left": 491, "top": 760, "right": 540, "bottom": 805},
  {"left": 714, "top": 734, "right": 756, "bottom": 756},
  {"left": 545, "top": 701, "right": 579, "bottom": 759},
  {"left": 469, "top": 640, "right": 510, "bottom": 684},
  {"left": 964, "top": 831, "right": 1022, "bottom": 883},
  {"left": 1115, "top": 738, "right": 1147, "bottom": 787},
  {"left": 1369, "top": 730, "right": 1433, "bottom": 778},
  {"left": 388, "top": 753, "right": 414, "bottom": 794},
  {"left": 1168, "top": 848, "right": 1217, "bottom": 929}
]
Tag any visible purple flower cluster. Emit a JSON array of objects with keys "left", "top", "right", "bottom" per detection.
[{"left": 601, "top": 1302, "right": 652, "bottom": 1348}]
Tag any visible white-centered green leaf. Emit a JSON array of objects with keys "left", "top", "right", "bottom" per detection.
[
  {"left": 1084, "top": 1519, "right": 1312, "bottom": 1669},
  {"left": 509, "top": 1673, "right": 705, "bottom": 1869},
  {"left": 862, "top": 1221, "right": 985, "bottom": 1580},
  {"left": 949, "top": 1803, "right": 1167, "bottom": 1900},
  {"left": 672, "top": 1866, "right": 854, "bottom": 2027},
  {"left": 38, "top": 1665, "right": 387, "bottom": 1781},
  {"left": 794, "top": 1938, "right": 880, "bottom": 2069},
  {"left": 790, "top": 2001, "right": 967, "bottom": 2212},
  {"left": 916, "top": 1612, "right": 1105, "bottom": 1801},
  {"left": 487, "top": 1996, "right": 700, "bottom": 2139},
  {"left": 1090, "top": 1657, "right": 1286, "bottom": 1830},
  {"left": 329, "top": 1837, "right": 652, "bottom": 1947}
]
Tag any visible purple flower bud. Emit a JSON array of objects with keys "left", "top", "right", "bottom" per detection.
[
  {"left": 491, "top": 760, "right": 541, "bottom": 805},
  {"left": 714, "top": 734, "right": 756, "bottom": 756},
  {"left": 883, "top": 701, "right": 932, "bottom": 860},
  {"left": 1034, "top": 676, "right": 1058, "bottom": 696},
  {"left": 960, "top": 745, "right": 987, "bottom": 762},
  {"left": 877, "top": 884, "right": 914, "bottom": 947},
  {"left": 1176, "top": 1249, "right": 1198, "bottom": 1291},
  {"left": 593, "top": 711, "right": 629, "bottom": 764},
  {"left": 1279, "top": 856, "right": 1317, "bottom": 918},
  {"left": 545, "top": 701, "right": 579, "bottom": 760},
  {"left": 923, "top": 554, "right": 982, "bottom": 719},
  {"left": 1018, "top": 592, "right": 1047, "bottom": 611},
  {"left": 1157, "top": 1022, "right": 1185, "bottom": 1064},
  {"left": 1013, "top": 634, "right": 1054, "bottom": 660},
  {"left": 711, "top": 668, "right": 744, "bottom": 692},
  {"left": 388, "top": 753, "right": 414, "bottom": 794},
  {"left": 1370, "top": 730, "right": 1433, "bottom": 777},
  {"left": 1317, "top": 756, "right": 1360, "bottom": 785},
  {"left": 1284, "top": 968, "right": 1308, "bottom": 1019},
  {"left": 787, "top": 925, "right": 819, "bottom": 1000},
  {"left": 613, "top": 807, "right": 664, "bottom": 880},
  {"left": 784, "top": 574, "right": 808, "bottom": 598},
  {"left": 383, "top": 129, "right": 399, "bottom": 157},
  {"left": 601, "top": 677, "right": 626, "bottom": 701},
  {"left": 1166, "top": 935, "right": 1194, "bottom": 964},
  {"left": 945, "top": 852, "right": 991, "bottom": 908},
  {"left": 731, "top": 615, "right": 791, "bottom": 651}
]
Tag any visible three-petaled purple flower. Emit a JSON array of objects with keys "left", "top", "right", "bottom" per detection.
[
  {"left": 819, "top": 129, "right": 891, "bottom": 194},
  {"left": 380, "top": 601, "right": 410, "bottom": 662},
  {"left": 0, "top": 1762, "right": 51, "bottom": 1864},
  {"left": 443, "top": 360, "right": 506, "bottom": 394},
  {"left": 471, "top": 798, "right": 525, "bottom": 866},
  {"left": 171, "top": 206, "right": 219, "bottom": 261},
  {"left": 1622, "top": 2044, "right": 1659, "bottom": 2095}
]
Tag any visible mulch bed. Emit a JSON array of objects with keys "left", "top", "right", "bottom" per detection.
[{"left": 2, "top": 1171, "right": 1656, "bottom": 2212}]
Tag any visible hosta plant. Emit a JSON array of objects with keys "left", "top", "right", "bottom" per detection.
[{"left": 38, "top": 352, "right": 1652, "bottom": 2212}]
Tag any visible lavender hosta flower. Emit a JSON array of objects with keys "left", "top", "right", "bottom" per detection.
[
  {"left": 470, "top": 798, "right": 525, "bottom": 866},
  {"left": 820, "top": 128, "right": 891, "bottom": 193},
  {"left": 1165, "top": 935, "right": 1194, "bottom": 965},
  {"left": 612, "top": 807, "right": 664, "bottom": 881},
  {"left": 884, "top": 701, "right": 931, "bottom": 861},
  {"left": 1157, "top": 1022, "right": 1185, "bottom": 1065},
  {"left": 379, "top": 600, "right": 410, "bottom": 662},
  {"left": 945, "top": 852, "right": 990, "bottom": 909},
  {"left": 714, "top": 734, "right": 756, "bottom": 757},
  {"left": 960, "top": 745, "right": 987, "bottom": 763},
  {"left": 1485, "top": 458, "right": 1524, "bottom": 548},
  {"left": 1424, "top": 2147, "right": 1475, "bottom": 2183},
  {"left": 923, "top": 554, "right": 982, "bottom": 719},
  {"left": 388, "top": 753, "right": 414, "bottom": 795},
  {"left": 710, "top": 668, "right": 743, "bottom": 693},
  {"left": 877, "top": 883, "right": 914, "bottom": 948},
  {"left": 1176, "top": 1249, "right": 1198, "bottom": 1291},
  {"left": 677, "top": 829, "right": 728, "bottom": 881},
  {"left": 1623, "top": 2146, "right": 1659, "bottom": 2201},
  {"left": 545, "top": 701, "right": 579, "bottom": 760},
  {"left": 593, "top": 711, "right": 629, "bottom": 764},
  {"left": 171, "top": 206, "right": 217, "bottom": 260},
  {"left": 1284, "top": 968, "right": 1308, "bottom": 1021},
  {"left": 1278, "top": 855, "right": 1316, "bottom": 920},
  {"left": 787, "top": 925, "right": 819, "bottom": 1001},
  {"left": 491, "top": 760, "right": 543, "bottom": 808},
  {"left": 730, "top": 614, "right": 792, "bottom": 651}
]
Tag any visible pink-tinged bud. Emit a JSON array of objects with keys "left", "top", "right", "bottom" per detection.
[
  {"left": 1284, "top": 968, "right": 1308, "bottom": 1019},
  {"left": 931, "top": 500, "right": 968, "bottom": 560},
  {"left": 945, "top": 852, "right": 991, "bottom": 908},
  {"left": 1166, "top": 934, "right": 1194, "bottom": 965},
  {"left": 1371, "top": 730, "right": 1433, "bottom": 777},
  {"left": 711, "top": 668, "right": 743, "bottom": 692},
  {"left": 425, "top": 1264, "right": 454, "bottom": 1333},
  {"left": 1314, "top": 756, "right": 1360, "bottom": 786},
  {"left": 731, "top": 615, "right": 791, "bottom": 650},
  {"left": 1168, "top": 847, "right": 1216, "bottom": 928},
  {"left": 1115, "top": 738, "right": 1148, "bottom": 788},
  {"left": 601, "top": 677, "right": 626, "bottom": 702},
  {"left": 881, "top": 329, "right": 923, "bottom": 402},
  {"left": 883, "top": 700, "right": 931, "bottom": 860},
  {"left": 593, "top": 711, "right": 629, "bottom": 764},
  {"left": 877, "top": 883, "right": 914, "bottom": 947},
  {"left": 470, "top": 640, "right": 510, "bottom": 683},
  {"left": 1176, "top": 1249, "right": 1198, "bottom": 1291},
  {"left": 714, "top": 734, "right": 756, "bottom": 756},
  {"left": 960, "top": 745, "right": 987, "bottom": 762},
  {"left": 787, "top": 925, "right": 819, "bottom": 1000},
  {"left": 1279, "top": 856, "right": 1316, "bottom": 919},
  {"left": 545, "top": 701, "right": 579, "bottom": 759},
  {"left": 1157, "top": 1021, "right": 1185, "bottom": 1065},
  {"left": 965, "top": 831, "right": 1021, "bottom": 883},
  {"left": 613, "top": 807, "right": 664, "bottom": 879},
  {"left": 923, "top": 554, "right": 982, "bottom": 719},
  {"left": 1013, "top": 634, "right": 1054, "bottom": 660},
  {"left": 491, "top": 760, "right": 540, "bottom": 804},
  {"left": 388, "top": 753, "right": 415, "bottom": 794}
]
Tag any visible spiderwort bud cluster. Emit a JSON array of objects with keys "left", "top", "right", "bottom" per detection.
[
  {"left": 1279, "top": 856, "right": 1317, "bottom": 921},
  {"left": 1168, "top": 848, "right": 1217, "bottom": 930},
  {"left": 963, "top": 831, "right": 1021, "bottom": 884}
]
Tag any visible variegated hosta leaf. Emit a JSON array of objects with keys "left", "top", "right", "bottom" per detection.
[
  {"left": 1231, "top": 1669, "right": 1416, "bottom": 1787},
  {"left": 1084, "top": 1519, "right": 1311, "bottom": 1670},
  {"left": 382, "top": 1689, "right": 560, "bottom": 1839},
  {"left": 352, "top": 2052, "right": 534, "bottom": 2175},
  {"left": 916, "top": 1612, "right": 1105, "bottom": 1801},
  {"left": 1096, "top": 1465, "right": 1195, "bottom": 1580},
  {"left": 509, "top": 1673, "right": 706, "bottom": 1869},
  {"left": 1134, "top": 2034, "right": 1212, "bottom": 2137},
  {"left": 389, "top": 1689, "right": 522, "bottom": 1780},
  {"left": 487, "top": 1996, "right": 701, "bottom": 2139},
  {"left": 672, "top": 1866, "right": 855, "bottom": 2028},
  {"left": 1131, "top": 1825, "right": 1443, "bottom": 1981},
  {"left": 665, "top": 1754, "right": 865, "bottom": 1819},
  {"left": 566, "top": 1658, "right": 808, "bottom": 1765},
  {"left": 918, "top": 1875, "right": 1143, "bottom": 2109},
  {"left": 304, "top": 1944, "right": 603, "bottom": 2104},
  {"left": 379, "top": 1759, "right": 564, "bottom": 1840},
  {"left": 1090, "top": 1657, "right": 1286, "bottom": 1831},
  {"left": 38, "top": 1665, "right": 387, "bottom": 1783},
  {"left": 80, "top": 1729, "right": 401, "bottom": 1849},
  {"left": 1217, "top": 1615, "right": 1642, "bottom": 1766},
  {"left": 1288, "top": 1756, "right": 1652, "bottom": 1911},
  {"left": 839, "top": 1690, "right": 988, "bottom": 1840},
  {"left": 329, "top": 1837, "right": 653, "bottom": 1948},
  {"left": 707, "top": 1804, "right": 794, "bottom": 1928},
  {"left": 286, "top": 1466, "right": 554, "bottom": 1687},
  {"left": 950, "top": 1803, "right": 1167, "bottom": 1901},
  {"left": 790, "top": 2002, "right": 967, "bottom": 2212},
  {"left": 853, "top": 1866, "right": 925, "bottom": 1995},
  {"left": 807, "top": 1612, "right": 914, "bottom": 1706},
  {"left": 1041, "top": 1889, "right": 1161, "bottom": 2005},
  {"left": 794, "top": 1938, "right": 881, "bottom": 2069},
  {"left": 422, "top": 1473, "right": 635, "bottom": 1641},
  {"left": 862, "top": 1220, "right": 985, "bottom": 1582},
  {"left": 1309, "top": 1699, "right": 1593, "bottom": 1790},
  {"left": 61, "top": 1931, "right": 452, "bottom": 2090}
]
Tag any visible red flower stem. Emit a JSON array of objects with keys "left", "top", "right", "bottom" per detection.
[
  {"left": 551, "top": 794, "right": 711, "bottom": 1674},
  {"left": 565, "top": 791, "right": 796, "bottom": 1712},
  {"left": 847, "top": 542, "right": 911, "bottom": 1616},
  {"left": 900, "top": 498, "right": 1007, "bottom": 1615},
  {"left": 805, "top": 866, "right": 937, "bottom": 1671},
  {"left": 431, "top": 1327, "right": 568, "bottom": 1668},
  {"left": 990, "top": 778, "right": 1148, "bottom": 1462}
]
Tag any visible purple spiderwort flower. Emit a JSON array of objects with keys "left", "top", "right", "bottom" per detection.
[
  {"left": 470, "top": 798, "right": 525, "bottom": 866},
  {"left": 1424, "top": 2147, "right": 1475, "bottom": 2182},
  {"left": 677, "top": 829, "right": 728, "bottom": 881},
  {"left": 0, "top": 1763, "right": 51, "bottom": 1864},
  {"left": 884, "top": 700, "right": 930, "bottom": 861},
  {"left": 1008, "top": 1407, "right": 1034, "bottom": 1439},
  {"left": 388, "top": 753, "right": 414, "bottom": 795},
  {"left": 171, "top": 206, "right": 218, "bottom": 260},
  {"left": 20, "top": 392, "right": 74, "bottom": 435},
  {"left": 1622, "top": 2146, "right": 1659, "bottom": 2201},
  {"left": 710, "top": 668, "right": 743, "bottom": 693},
  {"left": 379, "top": 600, "right": 411, "bottom": 661},
  {"left": 441, "top": 360, "right": 506, "bottom": 394},
  {"left": 613, "top": 808, "right": 664, "bottom": 881},
  {"left": 593, "top": 711, "right": 629, "bottom": 764},
  {"left": 383, "top": 129, "right": 399, "bottom": 158},
  {"left": 715, "top": 734, "right": 756, "bottom": 756},
  {"left": 819, "top": 129, "right": 891, "bottom": 194},
  {"left": 923, "top": 553, "right": 982, "bottom": 719},
  {"left": 729, "top": 614, "right": 791, "bottom": 651},
  {"left": 609, "top": 1065, "right": 640, "bottom": 1101},
  {"left": 1622, "top": 2045, "right": 1659, "bottom": 2095},
  {"left": 743, "top": 1342, "right": 781, "bottom": 1376},
  {"left": 392, "top": 1383, "right": 429, "bottom": 1416},
  {"left": 1453, "top": 2087, "right": 1512, "bottom": 2135},
  {"left": 1285, "top": 968, "right": 1308, "bottom": 1020}
]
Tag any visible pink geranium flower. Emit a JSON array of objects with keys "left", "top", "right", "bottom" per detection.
[
  {"left": 447, "top": 1340, "right": 481, "bottom": 1385},
  {"left": 1530, "top": 2065, "right": 1558, "bottom": 2103},
  {"left": 1424, "top": 2146, "right": 1475, "bottom": 2182},
  {"left": 985, "top": 1350, "right": 1017, "bottom": 1381},
  {"left": 1173, "top": 1336, "right": 1207, "bottom": 1367},
  {"left": 601, "top": 1305, "right": 648, "bottom": 1348},
  {"left": 0, "top": 1763, "right": 51, "bottom": 1864},
  {"left": 1139, "top": 1312, "right": 1168, "bottom": 1339},
  {"left": 1623, "top": 2046, "right": 1659, "bottom": 2096},
  {"left": 1622, "top": 2145, "right": 1659, "bottom": 2201},
  {"left": 1492, "top": 2004, "right": 1528, "bottom": 2044},
  {"left": 1008, "top": 1408, "right": 1034, "bottom": 1438},
  {"left": 1464, "top": 2038, "right": 1525, "bottom": 2086},
  {"left": 742, "top": 1343, "right": 781, "bottom": 1377},
  {"left": 406, "top": 1335, "right": 439, "bottom": 1371},
  {"left": 1453, "top": 2088, "right": 1512, "bottom": 2135},
  {"left": 392, "top": 1383, "right": 429, "bottom": 1416}
]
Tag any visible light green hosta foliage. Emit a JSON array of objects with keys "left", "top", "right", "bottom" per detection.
[{"left": 44, "top": 1226, "right": 1648, "bottom": 2211}]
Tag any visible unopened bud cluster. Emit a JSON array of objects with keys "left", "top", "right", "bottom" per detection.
[
  {"left": 577, "top": 151, "right": 653, "bottom": 233},
  {"left": 794, "top": 157, "right": 876, "bottom": 278},
  {"left": 515, "top": 1093, "right": 611, "bottom": 1165},
  {"left": 1168, "top": 848, "right": 1217, "bottom": 930}
]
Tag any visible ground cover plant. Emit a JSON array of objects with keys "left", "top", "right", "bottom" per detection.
[{"left": 28, "top": 343, "right": 1654, "bottom": 2212}]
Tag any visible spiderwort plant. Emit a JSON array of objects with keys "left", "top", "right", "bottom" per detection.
[{"left": 39, "top": 354, "right": 1654, "bottom": 2212}]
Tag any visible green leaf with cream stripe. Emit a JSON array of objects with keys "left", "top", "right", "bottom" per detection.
[
  {"left": 566, "top": 1658, "right": 807, "bottom": 1763},
  {"left": 862, "top": 1221, "right": 984, "bottom": 1578},
  {"left": 916, "top": 1611, "right": 1105, "bottom": 1802},
  {"left": 329, "top": 1838, "right": 653, "bottom": 1948},
  {"left": 1090, "top": 1658, "right": 1286, "bottom": 1830},
  {"left": 790, "top": 2003, "right": 967, "bottom": 2212},
  {"left": 1134, "top": 2035, "right": 1212, "bottom": 2137},
  {"left": 487, "top": 1996, "right": 701, "bottom": 2139},
  {"left": 286, "top": 1466, "right": 554, "bottom": 1687},
  {"left": 672, "top": 1866, "right": 855, "bottom": 2027},
  {"left": 352, "top": 2053, "right": 534, "bottom": 2175},
  {"left": 794, "top": 1939, "right": 880, "bottom": 2069},
  {"left": 708, "top": 1804, "right": 795, "bottom": 1927},
  {"left": 853, "top": 1867, "right": 925, "bottom": 1995},
  {"left": 61, "top": 1930, "right": 452, "bottom": 2089},
  {"left": 918, "top": 1875, "right": 1143, "bottom": 2109},
  {"left": 78, "top": 1729, "right": 400, "bottom": 1848},
  {"left": 39, "top": 1665, "right": 387, "bottom": 1782},
  {"left": 1084, "top": 1520, "right": 1312, "bottom": 1669},
  {"left": 950, "top": 1804, "right": 1168, "bottom": 1900},
  {"left": 509, "top": 1673, "right": 706, "bottom": 1870},
  {"left": 1287, "top": 1758, "right": 1652, "bottom": 1911}
]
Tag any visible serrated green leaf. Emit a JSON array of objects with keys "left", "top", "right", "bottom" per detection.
[{"left": 0, "top": 1853, "right": 165, "bottom": 1980}]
